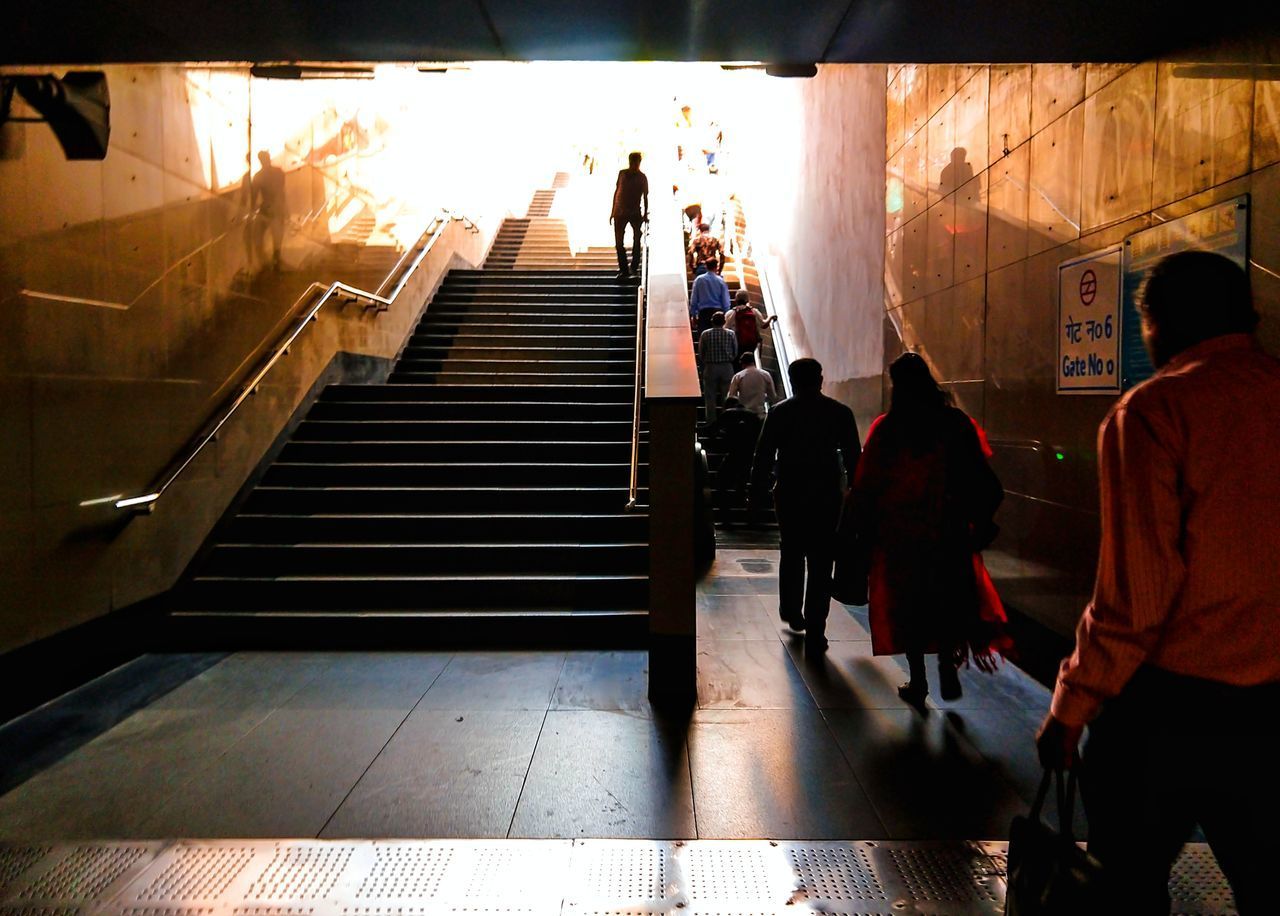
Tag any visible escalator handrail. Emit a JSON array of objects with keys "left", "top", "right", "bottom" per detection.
[
  {"left": 625, "top": 219, "right": 651, "bottom": 513},
  {"left": 110, "top": 208, "right": 479, "bottom": 514},
  {"left": 754, "top": 260, "right": 794, "bottom": 401}
]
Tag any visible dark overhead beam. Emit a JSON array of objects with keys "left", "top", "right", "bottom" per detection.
[
  {"left": 1, "top": 0, "right": 1276, "bottom": 65},
  {"left": 474, "top": 0, "right": 509, "bottom": 59}
]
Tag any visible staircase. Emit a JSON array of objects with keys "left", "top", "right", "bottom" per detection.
[
  {"left": 691, "top": 204, "right": 783, "bottom": 550},
  {"left": 485, "top": 185, "right": 620, "bottom": 271},
  {"left": 170, "top": 192, "right": 649, "bottom": 645}
]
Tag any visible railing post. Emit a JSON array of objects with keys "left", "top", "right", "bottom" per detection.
[{"left": 643, "top": 188, "right": 701, "bottom": 710}]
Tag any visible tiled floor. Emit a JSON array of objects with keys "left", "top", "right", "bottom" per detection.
[{"left": 0, "top": 549, "right": 1060, "bottom": 841}]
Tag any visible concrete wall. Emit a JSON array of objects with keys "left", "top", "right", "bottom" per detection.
[
  {"left": 0, "top": 65, "right": 497, "bottom": 653},
  {"left": 885, "top": 62, "right": 1280, "bottom": 635},
  {"left": 722, "top": 65, "right": 887, "bottom": 425}
]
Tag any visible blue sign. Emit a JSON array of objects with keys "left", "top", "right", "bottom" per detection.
[{"left": 1120, "top": 195, "right": 1250, "bottom": 390}]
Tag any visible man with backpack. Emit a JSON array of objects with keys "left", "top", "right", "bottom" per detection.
[{"left": 724, "top": 289, "right": 775, "bottom": 356}]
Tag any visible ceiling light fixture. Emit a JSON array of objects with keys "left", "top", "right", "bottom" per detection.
[
  {"left": 719, "top": 63, "right": 817, "bottom": 78},
  {"left": 250, "top": 64, "right": 374, "bottom": 80}
]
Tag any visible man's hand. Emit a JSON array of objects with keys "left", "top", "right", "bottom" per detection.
[{"left": 1035, "top": 713, "right": 1084, "bottom": 770}]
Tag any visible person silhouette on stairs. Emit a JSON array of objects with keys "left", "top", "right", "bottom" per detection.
[{"left": 610, "top": 152, "right": 648, "bottom": 279}]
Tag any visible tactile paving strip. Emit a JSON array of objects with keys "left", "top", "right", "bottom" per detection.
[
  {"left": 785, "top": 844, "right": 885, "bottom": 903},
  {"left": 567, "top": 841, "right": 673, "bottom": 906},
  {"left": 354, "top": 847, "right": 453, "bottom": 901},
  {"left": 1169, "top": 846, "right": 1238, "bottom": 916},
  {"left": 1, "top": 845, "right": 162, "bottom": 911},
  {"left": 0, "top": 840, "right": 1239, "bottom": 916},
  {"left": 0, "top": 849, "right": 52, "bottom": 899},
  {"left": 245, "top": 846, "right": 356, "bottom": 902},
  {"left": 133, "top": 847, "right": 258, "bottom": 902}
]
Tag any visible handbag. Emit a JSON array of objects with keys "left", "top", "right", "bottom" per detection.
[{"left": 1004, "top": 768, "right": 1106, "bottom": 915}]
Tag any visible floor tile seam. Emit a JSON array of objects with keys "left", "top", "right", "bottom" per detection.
[
  {"left": 775, "top": 633, "right": 824, "bottom": 712},
  {"left": 505, "top": 654, "right": 568, "bottom": 838},
  {"left": 315, "top": 654, "right": 456, "bottom": 838},
  {"left": 131, "top": 654, "right": 390, "bottom": 836},
  {"left": 686, "top": 729, "right": 701, "bottom": 840},
  {"left": 815, "top": 706, "right": 891, "bottom": 839}
]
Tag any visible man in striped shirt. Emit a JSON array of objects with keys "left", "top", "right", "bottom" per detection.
[
  {"left": 698, "top": 311, "right": 738, "bottom": 421},
  {"left": 1037, "top": 251, "right": 1280, "bottom": 914}
]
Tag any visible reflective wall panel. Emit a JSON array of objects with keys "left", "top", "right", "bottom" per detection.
[
  {"left": 885, "top": 56, "right": 1280, "bottom": 636},
  {"left": 1081, "top": 63, "right": 1156, "bottom": 232}
]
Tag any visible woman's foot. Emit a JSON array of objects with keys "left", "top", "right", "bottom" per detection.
[{"left": 897, "top": 680, "right": 928, "bottom": 709}]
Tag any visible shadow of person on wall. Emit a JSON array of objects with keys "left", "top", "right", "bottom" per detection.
[
  {"left": 940, "top": 147, "right": 974, "bottom": 196},
  {"left": 250, "top": 150, "right": 287, "bottom": 272}
]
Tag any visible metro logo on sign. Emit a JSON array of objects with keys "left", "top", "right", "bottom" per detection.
[{"left": 1079, "top": 269, "right": 1097, "bottom": 306}]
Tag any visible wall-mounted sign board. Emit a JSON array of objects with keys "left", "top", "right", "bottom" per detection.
[
  {"left": 1057, "top": 246, "right": 1122, "bottom": 395},
  {"left": 1120, "top": 195, "right": 1250, "bottom": 390}
]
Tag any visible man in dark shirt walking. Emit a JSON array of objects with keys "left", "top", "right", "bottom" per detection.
[
  {"left": 751, "top": 358, "right": 861, "bottom": 655},
  {"left": 611, "top": 152, "right": 648, "bottom": 279}
]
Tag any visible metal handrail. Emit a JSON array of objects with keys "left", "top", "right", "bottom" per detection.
[
  {"left": 108, "top": 208, "right": 478, "bottom": 514},
  {"left": 716, "top": 195, "right": 791, "bottom": 400},
  {"left": 756, "top": 259, "right": 794, "bottom": 400},
  {"left": 625, "top": 219, "right": 651, "bottom": 512}
]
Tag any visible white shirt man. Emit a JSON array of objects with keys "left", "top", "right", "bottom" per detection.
[{"left": 727, "top": 355, "right": 777, "bottom": 416}]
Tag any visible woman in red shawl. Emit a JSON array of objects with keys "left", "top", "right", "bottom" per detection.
[{"left": 842, "top": 353, "right": 1009, "bottom": 706}]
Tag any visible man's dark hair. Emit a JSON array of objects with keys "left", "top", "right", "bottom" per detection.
[
  {"left": 788, "top": 357, "right": 822, "bottom": 393},
  {"left": 1141, "top": 251, "right": 1257, "bottom": 355},
  {"left": 698, "top": 223, "right": 710, "bottom": 232},
  {"left": 711, "top": 311, "right": 726, "bottom": 327},
  {"left": 734, "top": 289, "right": 750, "bottom": 306},
  {"left": 628, "top": 151, "right": 642, "bottom": 167},
  {"left": 738, "top": 352, "right": 755, "bottom": 370}
]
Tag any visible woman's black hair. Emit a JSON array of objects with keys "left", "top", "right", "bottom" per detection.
[
  {"left": 888, "top": 352, "right": 945, "bottom": 414},
  {"left": 883, "top": 352, "right": 947, "bottom": 454}
]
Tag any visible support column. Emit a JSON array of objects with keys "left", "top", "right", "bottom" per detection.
[
  {"left": 642, "top": 176, "right": 702, "bottom": 710},
  {"left": 647, "top": 399, "right": 697, "bottom": 708}
]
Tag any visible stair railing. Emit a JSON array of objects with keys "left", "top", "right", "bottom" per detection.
[
  {"left": 625, "top": 219, "right": 651, "bottom": 512},
  {"left": 108, "top": 208, "right": 479, "bottom": 515}
]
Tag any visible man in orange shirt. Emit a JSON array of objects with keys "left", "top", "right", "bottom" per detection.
[{"left": 1037, "top": 251, "right": 1280, "bottom": 914}]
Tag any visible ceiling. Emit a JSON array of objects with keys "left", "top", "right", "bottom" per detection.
[{"left": 4, "top": 1, "right": 1278, "bottom": 66}]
